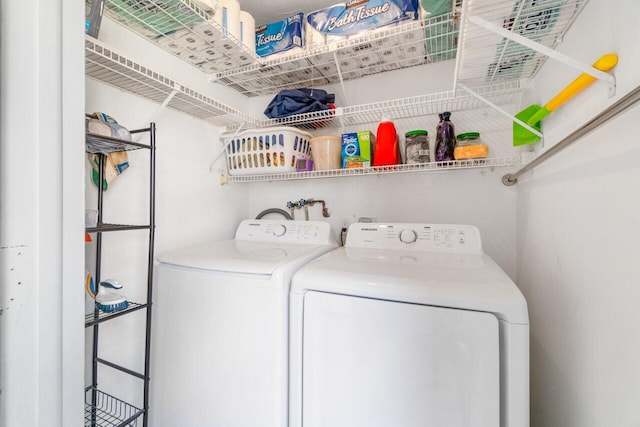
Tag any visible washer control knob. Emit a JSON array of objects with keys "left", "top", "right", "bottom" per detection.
[
  {"left": 399, "top": 229, "right": 418, "bottom": 244},
  {"left": 272, "top": 225, "right": 287, "bottom": 237}
]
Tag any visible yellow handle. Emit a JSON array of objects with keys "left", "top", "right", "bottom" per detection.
[{"left": 546, "top": 53, "right": 618, "bottom": 111}]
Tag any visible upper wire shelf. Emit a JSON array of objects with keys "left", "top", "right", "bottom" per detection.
[
  {"left": 217, "top": 13, "right": 459, "bottom": 97},
  {"left": 101, "top": 0, "right": 257, "bottom": 71},
  {"left": 85, "top": 37, "right": 256, "bottom": 128},
  {"left": 224, "top": 81, "right": 524, "bottom": 132},
  {"left": 97, "top": 0, "right": 591, "bottom": 100},
  {"left": 455, "top": 0, "right": 589, "bottom": 87},
  {"left": 100, "top": 0, "right": 460, "bottom": 97}
]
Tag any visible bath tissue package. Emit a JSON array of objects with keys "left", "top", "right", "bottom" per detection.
[
  {"left": 306, "top": 0, "right": 419, "bottom": 38},
  {"left": 255, "top": 13, "right": 304, "bottom": 57}
]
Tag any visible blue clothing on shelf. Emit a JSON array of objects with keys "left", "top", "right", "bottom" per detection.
[{"left": 264, "top": 88, "right": 335, "bottom": 119}]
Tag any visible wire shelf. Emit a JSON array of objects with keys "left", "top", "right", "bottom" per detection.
[
  {"left": 455, "top": 0, "right": 589, "bottom": 86},
  {"left": 85, "top": 387, "right": 143, "bottom": 427},
  {"left": 85, "top": 37, "right": 256, "bottom": 128},
  {"left": 102, "top": 0, "right": 257, "bottom": 71},
  {"left": 85, "top": 302, "right": 147, "bottom": 328},
  {"left": 225, "top": 155, "right": 521, "bottom": 182},
  {"left": 101, "top": 0, "right": 459, "bottom": 97},
  {"left": 86, "top": 133, "right": 151, "bottom": 153},
  {"left": 225, "top": 81, "right": 524, "bottom": 132},
  {"left": 98, "top": 0, "right": 464, "bottom": 97},
  {"left": 217, "top": 13, "right": 460, "bottom": 97},
  {"left": 86, "top": 223, "right": 151, "bottom": 233}
]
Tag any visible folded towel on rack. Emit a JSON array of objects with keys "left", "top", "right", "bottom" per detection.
[
  {"left": 264, "top": 88, "right": 335, "bottom": 119},
  {"left": 86, "top": 113, "right": 131, "bottom": 191},
  {"left": 88, "top": 151, "right": 130, "bottom": 191}
]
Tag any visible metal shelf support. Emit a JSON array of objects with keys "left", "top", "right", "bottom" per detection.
[
  {"left": 145, "top": 89, "right": 178, "bottom": 127},
  {"left": 465, "top": 14, "right": 616, "bottom": 96},
  {"left": 333, "top": 51, "right": 348, "bottom": 105},
  {"left": 459, "top": 83, "right": 543, "bottom": 142}
]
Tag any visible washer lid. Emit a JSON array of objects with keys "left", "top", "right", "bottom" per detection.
[
  {"left": 156, "top": 240, "right": 335, "bottom": 275},
  {"left": 156, "top": 219, "right": 336, "bottom": 275},
  {"left": 291, "top": 247, "right": 528, "bottom": 324}
]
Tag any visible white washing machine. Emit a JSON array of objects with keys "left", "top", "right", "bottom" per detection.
[
  {"left": 151, "top": 219, "right": 337, "bottom": 427},
  {"left": 290, "top": 223, "right": 529, "bottom": 427}
]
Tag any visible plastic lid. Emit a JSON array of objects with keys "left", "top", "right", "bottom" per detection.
[
  {"left": 457, "top": 132, "right": 480, "bottom": 140},
  {"left": 442, "top": 111, "right": 452, "bottom": 120},
  {"left": 310, "top": 135, "right": 341, "bottom": 142},
  {"left": 405, "top": 130, "right": 428, "bottom": 137}
]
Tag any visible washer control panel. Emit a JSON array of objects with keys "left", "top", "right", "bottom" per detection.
[
  {"left": 345, "top": 223, "right": 482, "bottom": 252},
  {"left": 235, "top": 220, "right": 334, "bottom": 244}
]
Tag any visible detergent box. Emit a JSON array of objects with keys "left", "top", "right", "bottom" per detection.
[
  {"left": 341, "top": 131, "right": 375, "bottom": 168},
  {"left": 255, "top": 13, "right": 304, "bottom": 57},
  {"left": 307, "top": 0, "right": 419, "bottom": 37}
]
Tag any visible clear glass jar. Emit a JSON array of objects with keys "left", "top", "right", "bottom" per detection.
[
  {"left": 404, "top": 130, "right": 430, "bottom": 164},
  {"left": 454, "top": 132, "right": 488, "bottom": 159},
  {"left": 456, "top": 132, "right": 481, "bottom": 146}
]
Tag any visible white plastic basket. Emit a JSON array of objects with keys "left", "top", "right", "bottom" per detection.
[{"left": 225, "top": 127, "right": 313, "bottom": 176}]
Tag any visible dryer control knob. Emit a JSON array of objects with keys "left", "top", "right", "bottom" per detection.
[
  {"left": 272, "top": 224, "right": 287, "bottom": 237},
  {"left": 399, "top": 229, "right": 418, "bottom": 244}
]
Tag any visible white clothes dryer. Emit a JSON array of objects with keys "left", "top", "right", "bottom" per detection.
[
  {"left": 151, "top": 219, "right": 336, "bottom": 427},
  {"left": 290, "top": 223, "right": 529, "bottom": 427}
]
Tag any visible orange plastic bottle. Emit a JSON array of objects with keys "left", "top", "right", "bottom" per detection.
[{"left": 373, "top": 117, "right": 400, "bottom": 166}]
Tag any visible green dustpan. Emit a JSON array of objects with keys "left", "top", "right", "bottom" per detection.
[
  {"left": 513, "top": 53, "right": 619, "bottom": 146},
  {"left": 513, "top": 104, "right": 543, "bottom": 146}
]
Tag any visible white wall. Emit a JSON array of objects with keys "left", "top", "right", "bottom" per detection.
[
  {"left": 515, "top": 0, "right": 640, "bottom": 425},
  {"left": 0, "top": 1, "right": 85, "bottom": 426},
  {"left": 247, "top": 169, "right": 518, "bottom": 278}
]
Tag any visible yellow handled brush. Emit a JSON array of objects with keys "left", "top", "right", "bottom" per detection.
[{"left": 513, "top": 53, "right": 618, "bottom": 146}]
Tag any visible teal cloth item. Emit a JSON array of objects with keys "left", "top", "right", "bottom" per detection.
[{"left": 421, "top": 0, "right": 452, "bottom": 17}]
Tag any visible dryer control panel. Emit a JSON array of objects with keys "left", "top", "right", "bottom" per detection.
[
  {"left": 345, "top": 223, "right": 482, "bottom": 253},
  {"left": 235, "top": 219, "right": 334, "bottom": 245}
]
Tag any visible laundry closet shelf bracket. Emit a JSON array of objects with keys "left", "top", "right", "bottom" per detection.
[
  {"left": 459, "top": 82, "right": 544, "bottom": 145},
  {"left": 333, "top": 51, "right": 348, "bottom": 105},
  {"left": 140, "top": 89, "right": 178, "bottom": 132},
  {"left": 462, "top": 12, "right": 616, "bottom": 97}
]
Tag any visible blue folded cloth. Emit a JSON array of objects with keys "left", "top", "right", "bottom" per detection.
[{"left": 264, "top": 88, "right": 335, "bottom": 119}]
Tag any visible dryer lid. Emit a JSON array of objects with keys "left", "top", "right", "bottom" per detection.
[{"left": 291, "top": 246, "right": 529, "bottom": 324}]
